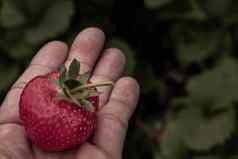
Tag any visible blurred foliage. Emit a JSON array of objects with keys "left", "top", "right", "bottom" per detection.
[{"left": 1, "top": 0, "right": 238, "bottom": 159}]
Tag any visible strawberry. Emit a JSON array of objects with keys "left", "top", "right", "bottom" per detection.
[{"left": 19, "top": 59, "right": 113, "bottom": 151}]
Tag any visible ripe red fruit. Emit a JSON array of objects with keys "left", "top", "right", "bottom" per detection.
[{"left": 19, "top": 59, "right": 113, "bottom": 151}]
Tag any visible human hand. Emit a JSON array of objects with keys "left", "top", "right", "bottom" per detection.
[{"left": 0, "top": 28, "right": 140, "bottom": 159}]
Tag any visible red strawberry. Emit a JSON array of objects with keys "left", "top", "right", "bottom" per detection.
[{"left": 19, "top": 59, "right": 113, "bottom": 151}]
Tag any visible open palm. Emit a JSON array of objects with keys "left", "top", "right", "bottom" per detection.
[{"left": 0, "top": 28, "right": 139, "bottom": 159}]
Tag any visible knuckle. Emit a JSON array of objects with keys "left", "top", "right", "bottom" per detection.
[
  {"left": 99, "top": 112, "right": 128, "bottom": 130},
  {"left": 92, "top": 73, "right": 114, "bottom": 82},
  {"left": 0, "top": 150, "right": 11, "bottom": 159},
  {"left": 110, "top": 97, "right": 134, "bottom": 115}
]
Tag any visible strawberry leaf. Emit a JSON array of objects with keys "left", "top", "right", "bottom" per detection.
[
  {"left": 80, "top": 99, "right": 95, "bottom": 112},
  {"left": 64, "top": 79, "right": 82, "bottom": 89},
  {"left": 160, "top": 119, "right": 187, "bottom": 159},
  {"left": 178, "top": 107, "right": 236, "bottom": 151},
  {"left": 63, "top": 84, "right": 84, "bottom": 107},
  {"left": 59, "top": 66, "right": 67, "bottom": 87},
  {"left": 204, "top": 0, "right": 232, "bottom": 17},
  {"left": 23, "top": 0, "right": 49, "bottom": 16},
  {"left": 229, "top": 156, "right": 238, "bottom": 159},
  {"left": 24, "top": 0, "right": 74, "bottom": 45},
  {"left": 186, "top": 57, "right": 238, "bottom": 110},
  {"left": 74, "top": 90, "right": 90, "bottom": 100},
  {"left": 56, "top": 93, "right": 71, "bottom": 102},
  {"left": 172, "top": 24, "right": 222, "bottom": 64},
  {"left": 68, "top": 59, "right": 80, "bottom": 79}
]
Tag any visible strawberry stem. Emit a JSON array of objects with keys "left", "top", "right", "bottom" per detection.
[{"left": 71, "top": 81, "right": 113, "bottom": 93}]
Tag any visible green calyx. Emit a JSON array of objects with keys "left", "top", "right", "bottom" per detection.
[{"left": 49, "top": 59, "right": 113, "bottom": 112}]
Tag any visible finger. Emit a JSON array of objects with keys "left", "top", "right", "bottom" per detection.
[
  {"left": 14, "top": 41, "right": 68, "bottom": 88},
  {"left": 65, "top": 27, "right": 105, "bottom": 73},
  {"left": 91, "top": 48, "right": 125, "bottom": 108},
  {"left": 33, "top": 147, "right": 75, "bottom": 159},
  {"left": 0, "top": 124, "right": 34, "bottom": 159},
  {"left": 93, "top": 77, "right": 140, "bottom": 158},
  {"left": 33, "top": 145, "right": 77, "bottom": 159},
  {"left": 0, "top": 41, "right": 68, "bottom": 124},
  {"left": 76, "top": 143, "right": 111, "bottom": 159}
]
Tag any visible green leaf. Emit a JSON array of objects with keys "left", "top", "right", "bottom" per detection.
[
  {"left": 0, "top": 1, "right": 27, "bottom": 28},
  {"left": 172, "top": 24, "right": 222, "bottom": 64},
  {"left": 23, "top": 0, "right": 49, "bottom": 16},
  {"left": 63, "top": 85, "right": 83, "bottom": 106},
  {"left": 80, "top": 99, "right": 95, "bottom": 112},
  {"left": 170, "top": 57, "right": 238, "bottom": 151},
  {"left": 107, "top": 38, "right": 136, "bottom": 76},
  {"left": 193, "top": 155, "right": 222, "bottom": 159},
  {"left": 144, "top": 0, "right": 173, "bottom": 10},
  {"left": 229, "top": 156, "right": 238, "bottom": 159},
  {"left": 64, "top": 79, "right": 82, "bottom": 89},
  {"left": 56, "top": 93, "right": 70, "bottom": 102},
  {"left": 186, "top": 57, "right": 238, "bottom": 110},
  {"left": 155, "top": 0, "right": 207, "bottom": 21},
  {"left": 62, "top": 83, "right": 95, "bottom": 112},
  {"left": 74, "top": 90, "right": 90, "bottom": 100},
  {"left": 223, "top": 1, "right": 238, "bottom": 26},
  {"left": 68, "top": 59, "right": 80, "bottom": 79},
  {"left": 160, "top": 119, "right": 187, "bottom": 159},
  {"left": 203, "top": 0, "right": 232, "bottom": 17},
  {"left": 24, "top": 0, "right": 74, "bottom": 45},
  {"left": 59, "top": 66, "right": 67, "bottom": 86},
  {"left": 154, "top": 148, "right": 167, "bottom": 159},
  {"left": 188, "top": 0, "right": 208, "bottom": 20},
  {"left": 178, "top": 107, "right": 236, "bottom": 151}
]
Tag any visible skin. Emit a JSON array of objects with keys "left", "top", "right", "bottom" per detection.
[{"left": 0, "top": 27, "right": 140, "bottom": 159}]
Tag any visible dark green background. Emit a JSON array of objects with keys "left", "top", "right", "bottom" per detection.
[{"left": 1, "top": 0, "right": 238, "bottom": 158}]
